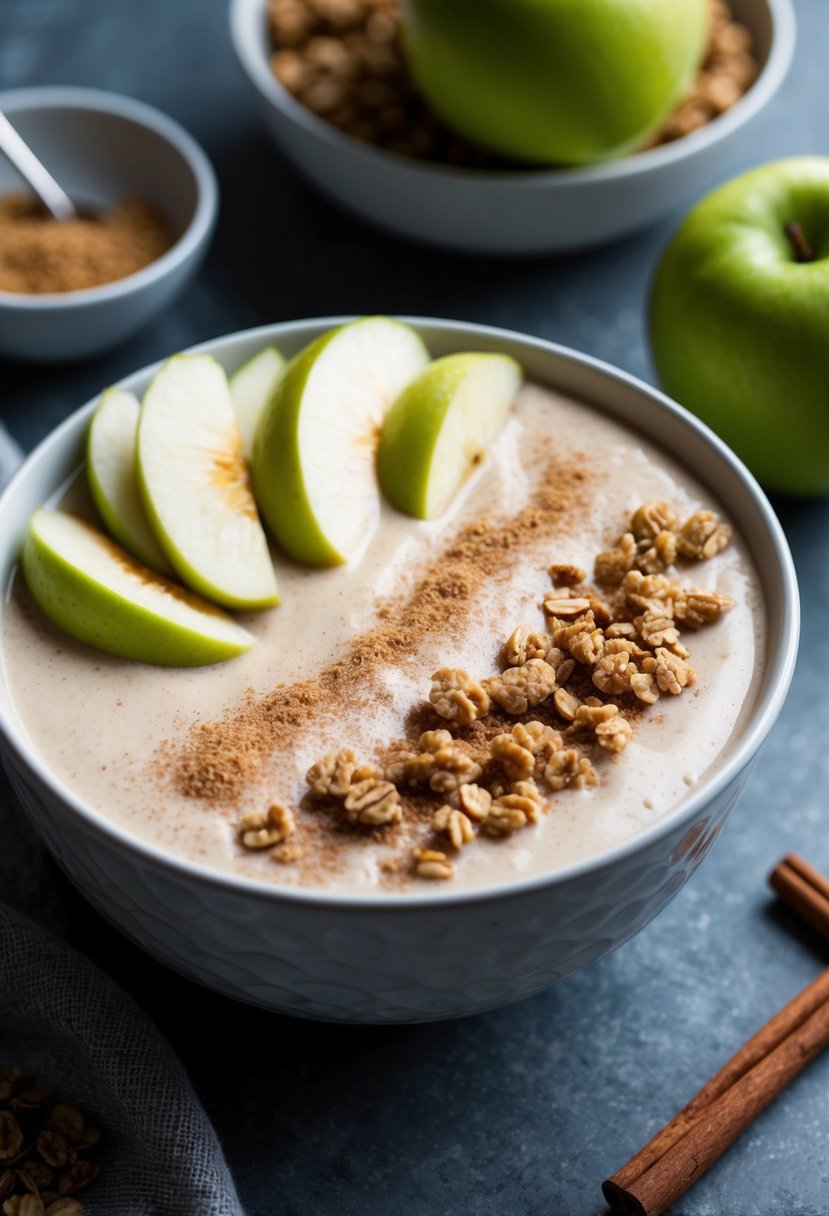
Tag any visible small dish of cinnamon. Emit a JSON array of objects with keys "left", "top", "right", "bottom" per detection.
[
  {"left": 0, "top": 85, "right": 218, "bottom": 363},
  {"left": 0, "top": 192, "right": 172, "bottom": 297}
]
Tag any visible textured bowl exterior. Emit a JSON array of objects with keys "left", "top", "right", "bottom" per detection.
[
  {"left": 230, "top": 0, "right": 795, "bottom": 253},
  {"left": 2, "top": 744, "right": 752, "bottom": 1022},
  {"left": 0, "top": 318, "right": 799, "bottom": 1023},
  {"left": 0, "top": 88, "right": 218, "bottom": 362}
]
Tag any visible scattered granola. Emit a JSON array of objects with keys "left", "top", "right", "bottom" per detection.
[
  {"left": 486, "top": 658, "right": 558, "bottom": 714},
  {"left": 263, "top": 497, "right": 735, "bottom": 882},
  {"left": 432, "top": 805, "right": 475, "bottom": 849},
  {"left": 512, "top": 721, "right": 562, "bottom": 759},
  {"left": 456, "top": 783, "right": 492, "bottom": 822},
  {"left": 413, "top": 848, "right": 454, "bottom": 880},
  {"left": 343, "top": 777, "right": 402, "bottom": 825},
  {"left": 631, "top": 501, "right": 679, "bottom": 540},
  {"left": 542, "top": 592, "right": 593, "bottom": 619},
  {"left": 544, "top": 748, "right": 599, "bottom": 791},
  {"left": 490, "top": 732, "right": 536, "bottom": 782},
  {"left": 643, "top": 648, "right": 696, "bottom": 695},
  {"left": 429, "top": 667, "right": 490, "bottom": 725},
  {"left": 550, "top": 613, "right": 604, "bottom": 666},
  {"left": 676, "top": 510, "right": 732, "bottom": 560},
  {"left": 272, "top": 840, "right": 304, "bottom": 865},
  {"left": 428, "top": 745, "right": 482, "bottom": 794},
  {"left": 482, "top": 799, "right": 529, "bottom": 836},
  {"left": 553, "top": 686, "right": 580, "bottom": 722},
  {"left": 594, "top": 532, "right": 637, "bottom": 585},
  {"left": 674, "top": 589, "right": 734, "bottom": 628},
  {"left": 504, "top": 626, "right": 549, "bottom": 667},
  {"left": 596, "top": 502, "right": 733, "bottom": 583},
  {"left": 0, "top": 1070, "right": 101, "bottom": 1214},
  {"left": 238, "top": 802, "right": 295, "bottom": 849},
  {"left": 549, "top": 563, "right": 587, "bottom": 587}
]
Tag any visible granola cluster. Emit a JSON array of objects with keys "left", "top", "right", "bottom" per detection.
[
  {"left": 594, "top": 504, "right": 731, "bottom": 584},
  {"left": 0, "top": 1068, "right": 101, "bottom": 1216},
  {"left": 263, "top": 500, "right": 735, "bottom": 883}
]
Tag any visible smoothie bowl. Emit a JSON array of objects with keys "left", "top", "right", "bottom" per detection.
[{"left": 0, "top": 317, "right": 798, "bottom": 1022}]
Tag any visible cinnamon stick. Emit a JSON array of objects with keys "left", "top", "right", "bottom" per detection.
[
  {"left": 603, "top": 856, "right": 829, "bottom": 1216},
  {"left": 770, "top": 853, "right": 829, "bottom": 942}
]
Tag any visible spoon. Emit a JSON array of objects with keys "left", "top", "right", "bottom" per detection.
[{"left": 0, "top": 110, "right": 77, "bottom": 221}]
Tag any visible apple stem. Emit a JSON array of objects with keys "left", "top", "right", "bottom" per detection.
[{"left": 784, "top": 221, "right": 815, "bottom": 263}]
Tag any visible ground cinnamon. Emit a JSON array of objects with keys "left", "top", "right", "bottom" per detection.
[
  {"left": 166, "top": 456, "right": 589, "bottom": 804},
  {"left": 603, "top": 858, "right": 829, "bottom": 1216},
  {"left": 0, "top": 192, "right": 171, "bottom": 294}
]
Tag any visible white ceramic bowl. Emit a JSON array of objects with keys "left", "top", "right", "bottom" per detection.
[
  {"left": 0, "top": 87, "right": 218, "bottom": 362},
  {"left": 0, "top": 318, "right": 798, "bottom": 1023},
  {"left": 230, "top": 0, "right": 795, "bottom": 254}
]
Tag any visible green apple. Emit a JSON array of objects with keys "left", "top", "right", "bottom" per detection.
[
  {"left": 229, "top": 345, "right": 286, "bottom": 459},
  {"left": 378, "top": 352, "right": 521, "bottom": 519},
  {"left": 252, "top": 317, "right": 429, "bottom": 565},
  {"left": 137, "top": 354, "right": 279, "bottom": 610},
  {"left": 649, "top": 156, "right": 829, "bottom": 497},
  {"left": 22, "top": 509, "right": 254, "bottom": 666},
  {"left": 399, "top": 0, "right": 709, "bottom": 165},
  {"left": 86, "top": 386, "right": 172, "bottom": 574}
]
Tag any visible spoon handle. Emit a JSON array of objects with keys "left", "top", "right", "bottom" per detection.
[{"left": 0, "top": 110, "right": 76, "bottom": 222}]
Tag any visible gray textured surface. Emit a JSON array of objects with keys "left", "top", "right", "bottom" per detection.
[{"left": 1, "top": 0, "right": 828, "bottom": 1212}]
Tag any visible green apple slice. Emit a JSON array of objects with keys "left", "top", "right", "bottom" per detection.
[
  {"left": 229, "top": 345, "right": 286, "bottom": 460},
  {"left": 86, "top": 386, "right": 172, "bottom": 574},
  {"left": 22, "top": 509, "right": 254, "bottom": 666},
  {"left": 377, "top": 352, "right": 522, "bottom": 519},
  {"left": 252, "top": 316, "right": 430, "bottom": 566},
  {"left": 137, "top": 354, "right": 279, "bottom": 610}
]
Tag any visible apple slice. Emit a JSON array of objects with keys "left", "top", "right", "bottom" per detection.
[
  {"left": 229, "top": 345, "right": 286, "bottom": 460},
  {"left": 377, "top": 352, "right": 522, "bottom": 519},
  {"left": 252, "top": 316, "right": 429, "bottom": 566},
  {"left": 22, "top": 509, "right": 254, "bottom": 666},
  {"left": 137, "top": 354, "right": 279, "bottom": 610},
  {"left": 86, "top": 387, "right": 172, "bottom": 574}
]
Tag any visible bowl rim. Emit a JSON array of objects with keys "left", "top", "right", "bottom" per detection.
[
  {"left": 0, "top": 85, "right": 218, "bottom": 310},
  {"left": 229, "top": 0, "right": 796, "bottom": 186},
  {"left": 0, "top": 316, "right": 800, "bottom": 911}
]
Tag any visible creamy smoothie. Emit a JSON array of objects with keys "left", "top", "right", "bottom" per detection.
[{"left": 1, "top": 381, "right": 765, "bottom": 894}]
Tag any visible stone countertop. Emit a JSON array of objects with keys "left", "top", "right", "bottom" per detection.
[{"left": 1, "top": 1, "right": 828, "bottom": 1212}]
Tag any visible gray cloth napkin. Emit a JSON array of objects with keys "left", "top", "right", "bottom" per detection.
[
  {"left": 0, "top": 907, "right": 244, "bottom": 1215},
  {"left": 0, "top": 424, "right": 244, "bottom": 1215}
]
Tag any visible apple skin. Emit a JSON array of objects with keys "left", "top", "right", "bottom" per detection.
[
  {"left": 252, "top": 318, "right": 429, "bottom": 566},
  {"left": 649, "top": 156, "right": 829, "bottom": 497},
  {"left": 399, "top": 0, "right": 709, "bottom": 165},
  {"left": 137, "top": 354, "right": 280, "bottom": 610},
  {"left": 86, "top": 387, "right": 172, "bottom": 575},
  {"left": 229, "top": 345, "right": 286, "bottom": 460},
  {"left": 22, "top": 510, "right": 254, "bottom": 667},
  {"left": 252, "top": 330, "right": 339, "bottom": 567},
  {"left": 378, "top": 353, "right": 521, "bottom": 519}
]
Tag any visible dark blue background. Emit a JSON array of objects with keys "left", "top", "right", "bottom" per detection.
[{"left": 1, "top": 1, "right": 827, "bottom": 1212}]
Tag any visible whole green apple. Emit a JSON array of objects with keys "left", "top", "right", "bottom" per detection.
[
  {"left": 649, "top": 156, "right": 829, "bottom": 497},
  {"left": 399, "top": 0, "right": 709, "bottom": 165}
]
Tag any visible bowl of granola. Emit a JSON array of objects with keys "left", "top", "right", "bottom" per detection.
[
  {"left": 230, "top": 0, "right": 795, "bottom": 252},
  {"left": 0, "top": 316, "right": 798, "bottom": 1022}
]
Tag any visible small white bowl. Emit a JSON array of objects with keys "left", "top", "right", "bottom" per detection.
[
  {"left": 0, "top": 87, "right": 218, "bottom": 362},
  {"left": 230, "top": 0, "right": 795, "bottom": 254},
  {"left": 0, "top": 317, "right": 799, "bottom": 1023}
]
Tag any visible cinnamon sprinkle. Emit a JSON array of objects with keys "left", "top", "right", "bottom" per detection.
[{"left": 164, "top": 457, "right": 589, "bottom": 803}]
